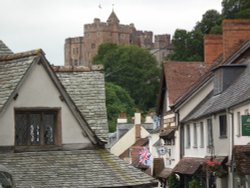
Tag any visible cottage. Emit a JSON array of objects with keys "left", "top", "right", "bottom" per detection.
[
  {"left": 0, "top": 40, "right": 156, "bottom": 188},
  {"left": 171, "top": 20, "right": 250, "bottom": 188}
]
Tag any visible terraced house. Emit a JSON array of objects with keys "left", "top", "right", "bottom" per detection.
[
  {"left": 171, "top": 20, "right": 250, "bottom": 188},
  {"left": 0, "top": 40, "right": 156, "bottom": 188}
]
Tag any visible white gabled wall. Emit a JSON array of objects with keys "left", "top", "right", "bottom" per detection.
[
  {"left": 110, "top": 126, "right": 149, "bottom": 157},
  {"left": 0, "top": 63, "right": 91, "bottom": 146},
  {"left": 179, "top": 81, "right": 213, "bottom": 121}
]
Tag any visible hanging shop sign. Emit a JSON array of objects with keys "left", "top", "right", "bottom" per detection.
[{"left": 241, "top": 115, "right": 250, "bottom": 136}]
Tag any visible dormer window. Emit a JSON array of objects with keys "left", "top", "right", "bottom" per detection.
[
  {"left": 15, "top": 109, "right": 61, "bottom": 148},
  {"left": 213, "top": 65, "right": 246, "bottom": 95}
]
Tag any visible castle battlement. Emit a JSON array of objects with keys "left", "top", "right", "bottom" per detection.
[{"left": 65, "top": 10, "right": 172, "bottom": 67}]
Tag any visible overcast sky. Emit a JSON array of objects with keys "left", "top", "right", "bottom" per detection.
[{"left": 0, "top": 0, "right": 222, "bottom": 65}]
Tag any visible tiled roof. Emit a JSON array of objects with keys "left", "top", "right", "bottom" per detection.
[
  {"left": 163, "top": 61, "right": 208, "bottom": 105},
  {"left": 0, "top": 50, "right": 39, "bottom": 112},
  {"left": 0, "top": 40, "right": 13, "bottom": 55},
  {"left": 172, "top": 157, "right": 205, "bottom": 175},
  {"left": 234, "top": 145, "right": 250, "bottom": 175},
  {"left": 0, "top": 149, "right": 156, "bottom": 188},
  {"left": 55, "top": 67, "right": 108, "bottom": 142},
  {"left": 184, "top": 58, "right": 250, "bottom": 122},
  {"left": 159, "top": 126, "right": 176, "bottom": 139}
]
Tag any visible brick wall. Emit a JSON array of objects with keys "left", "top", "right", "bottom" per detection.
[
  {"left": 204, "top": 35, "right": 223, "bottom": 65},
  {"left": 223, "top": 19, "right": 250, "bottom": 60}
]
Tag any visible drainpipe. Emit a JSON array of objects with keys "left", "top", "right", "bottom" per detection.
[{"left": 227, "top": 109, "right": 234, "bottom": 188}]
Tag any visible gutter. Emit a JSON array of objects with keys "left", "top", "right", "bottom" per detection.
[{"left": 227, "top": 108, "right": 234, "bottom": 188}]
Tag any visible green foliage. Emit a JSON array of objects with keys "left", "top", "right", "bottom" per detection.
[
  {"left": 168, "top": 9, "right": 222, "bottom": 62},
  {"left": 195, "top": 10, "right": 222, "bottom": 34},
  {"left": 93, "top": 43, "right": 160, "bottom": 111},
  {"left": 222, "top": 0, "right": 250, "bottom": 19},
  {"left": 105, "top": 82, "right": 136, "bottom": 132},
  {"left": 188, "top": 177, "right": 202, "bottom": 188},
  {"left": 167, "top": 29, "right": 203, "bottom": 61},
  {"left": 168, "top": 173, "right": 180, "bottom": 188}
]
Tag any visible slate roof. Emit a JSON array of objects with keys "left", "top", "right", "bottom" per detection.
[
  {"left": 0, "top": 149, "right": 156, "bottom": 188},
  {"left": 0, "top": 40, "right": 13, "bottom": 55},
  {"left": 234, "top": 145, "right": 250, "bottom": 175},
  {"left": 54, "top": 66, "right": 109, "bottom": 142},
  {"left": 0, "top": 50, "right": 39, "bottom": 112},
  {"left": 107, "top": 10, "right": 120, "bottom": 23},
  {"left": 184, "top": 58, "right": 250, "bottom": 122}
]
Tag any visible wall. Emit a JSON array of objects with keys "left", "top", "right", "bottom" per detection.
[
  {"left": 110, "top": 125, "right": 149, "bottom": 157},
  {"left": 0, "top": 62, "right": 91, "bottom": 147},
  {"left": 231, "top": 103, "right": 250, "bottom": 145},
  {"left": 179, "top": 81, "right": 213, "bottom": 121}
]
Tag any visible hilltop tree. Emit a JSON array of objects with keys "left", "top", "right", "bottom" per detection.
[
  {"left": 222, "top": 0, "right": 250, "bottom": 19},
  {"left": 105, "top": 82, "right": 136, "bottom": 132},
  {"left": 168, "top": 9, "right": 222, "bottom": 61},
  {"left": 93, "top": 43, "right": 160, "bottom": 111}
]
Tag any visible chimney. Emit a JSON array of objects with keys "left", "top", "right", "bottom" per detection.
[
  {"left": 204, "top": 35, "right": 223, "bottom": 65},
  {"left": 117, "top": 112, "right": 127, "bottom": 123},
  {"left": 134, "top": 113, "right": 141, "bottom": 141},
  {"left": 223, "top": 19, "right": 250, "bottom": 60}
]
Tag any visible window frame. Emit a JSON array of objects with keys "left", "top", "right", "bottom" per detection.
[
  {"left": 193, "top": 123, "right": 197, "bottom": 148},
  {"left": 14, "top": 108, "right": 61, "bottom": 151},
  {"left": 207, "top": 118, "right": 213, "bottom": 148},
  {"left": 219, "top": 115, "right": 227, "bottom": 138},
  {"left": 200, "top": 122, "right": 204, "bottom": 148},
  {"left": 186, "top": 124, "right": 191, "bottom": 148}
]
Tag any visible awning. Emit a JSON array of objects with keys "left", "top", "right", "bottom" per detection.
[
  {"left": 234, "top": 145, "right": 250, "bottom": 175},
  {"left": 172, "top": 157, "right": 205, "bottom": 175},
  {"left": 153, "top": 158, "right": 172, "bottom": 178},
  {"left": 159, "top": 126, "right": 176, "bottom": 140}
]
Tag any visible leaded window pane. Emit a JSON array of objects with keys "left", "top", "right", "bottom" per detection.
[{"left": 44, "top": 113, "right": 55, "bottom": 145}]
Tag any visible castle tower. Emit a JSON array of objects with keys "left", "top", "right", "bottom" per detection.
[{"left": 64, "top": 10, "right": 172, "bottom": 67}]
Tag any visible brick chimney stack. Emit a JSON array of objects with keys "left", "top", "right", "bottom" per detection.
[
  {"left": 134, "top": 113, "right": 141, "bottom": 141},
  {"left": 117, "top": 112, "right": 127, "bottom": 123},
  {"left": 223, "top": 19, "right": 250, "bottom": 60},
  {"left": 204, "top": 35, "right": 223, "bottom": 65}
]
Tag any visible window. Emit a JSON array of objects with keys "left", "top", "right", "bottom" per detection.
[
  {"left": 207, "top": 119, "right": 213, "bottom": 147},
  {"left": 186, "top": 124, "right": 190, "bottom": 148},
  {"left": 200, "top": 122, "right": 204, "bottom": 148},
  {"left": 91, "top": 43, "right": 96, "bottom": 49},
  {"left": 193, "top": 123, "right": 197, "bottom": 148},
  {"left": 245, "top": 109, "right": 249, "bottom": 115},
  {"left": 219, "top": 115, "right": 227, "bottom": 138},
  {"left": 15, "top": 109, "right": 60, "bottom": 146}
]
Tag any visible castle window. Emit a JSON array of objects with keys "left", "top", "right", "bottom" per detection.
[
  {"left": 91, "top": 43, "right": 96, "bottom": 49},
  {"left": 15, "top": 109, "right": 61, "bottom": 148}
]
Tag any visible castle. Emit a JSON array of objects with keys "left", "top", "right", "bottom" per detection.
[{"left": 64, "top": 10, "right": 172, "bottom": 67}]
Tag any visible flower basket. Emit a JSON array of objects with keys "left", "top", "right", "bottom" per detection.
[{"left": 204, "top": 158, "right": 228, "bottom": 178}]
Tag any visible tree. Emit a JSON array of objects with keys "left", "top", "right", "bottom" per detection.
[
  {"left": 195, "top": 10, "right": 222, "bottom": 34},
  {"left": 168, "top": 9, "right": 222, "bottom": 62},
  {"left": 93, "top": 43, "right": 160, "bottom": 111},
  {"left": 167, "top": 29, "right": 204, "bottom": 61},
  {"left": 105, "top": 82, "right": 136, "bottom": 132},
  {"left": 222, "top": 0, "right": 250, "bottom": 19}
]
